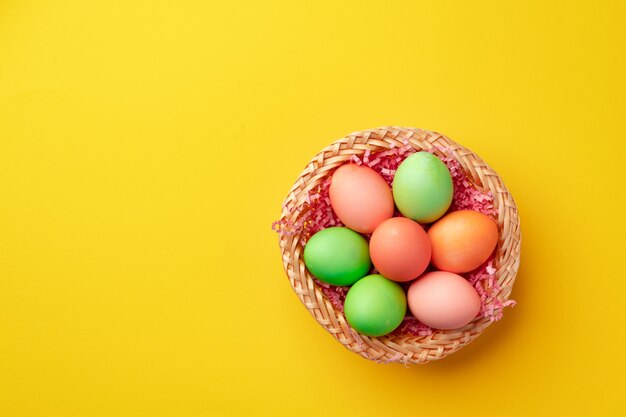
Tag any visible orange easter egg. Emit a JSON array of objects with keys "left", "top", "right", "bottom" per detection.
[
  {"left": 329, "top": 164, "right": 394, "bottom": 234},
  {"left": 428, "top": 210, "right": 498, "bottom": 273},
  {"left": 369, "top": 217, "right": 431, "bottom": 282}
]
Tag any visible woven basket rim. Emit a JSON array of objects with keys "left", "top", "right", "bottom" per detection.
[{"left": 278, "top": 127, "right": 521, "bottom": 364}]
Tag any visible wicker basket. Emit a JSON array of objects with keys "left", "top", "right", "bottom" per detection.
[{"left": 278, "top": 127, "right": 521, "bottom": 364}]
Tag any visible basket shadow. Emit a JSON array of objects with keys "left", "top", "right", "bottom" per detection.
[{"left": 403, "top": 258, "right": 529, "bottom": 372}]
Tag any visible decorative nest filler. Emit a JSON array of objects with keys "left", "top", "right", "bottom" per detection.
[{"left": 274, "top": 127, "right": 521, "bottom": 364}]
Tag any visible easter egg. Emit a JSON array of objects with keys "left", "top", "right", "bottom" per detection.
[
  {"left": 392, "top": 152, "right": 453, "bottom": 223},
  {"left": 344, "top": 274, "right": 406, "bottom": 337},
  {"left": 303, "top": 227, "right": 371, "bottom": 286},
  {"left": 429, "top": 210, "right": 498, "bottom": 273},
  {"left": 329, "top": 164, "right": 394, "bottom": 234},
  {"left": 369, "top": 217, "right": 431, "bottom": 282},
  {"left": 407, "top": 271, "right": 481, "bottom": 330}
]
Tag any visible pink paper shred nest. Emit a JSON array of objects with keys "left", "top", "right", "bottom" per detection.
[{"left": 273, "top": 144, "right": 516, "bottom": 336}]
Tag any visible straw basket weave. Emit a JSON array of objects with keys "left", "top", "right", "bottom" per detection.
[{"left": 278, "top": 127, "right": 521, "bottom": 364}]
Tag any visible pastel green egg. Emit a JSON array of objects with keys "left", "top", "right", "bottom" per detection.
[
  {"left": 392, "top": 152, "right": 454, "bottom": 223},
  {"left": 344, "top": 274, "right": 407, "bottom": 337},
  {"left": 303, "top": 227, "right": 371, "bottom": 286}
]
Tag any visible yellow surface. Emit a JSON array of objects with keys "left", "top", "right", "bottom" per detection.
[{"left": 0, "top": 1, "right": 625, "bottom": 416}]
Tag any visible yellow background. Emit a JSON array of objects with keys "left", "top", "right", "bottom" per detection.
[{"left": 1, "top": 1, "right": 625, "bottom": 416}]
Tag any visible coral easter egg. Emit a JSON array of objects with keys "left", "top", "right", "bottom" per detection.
[
  {"left": 329, "top": 164, "right": 394, "bottom": 234},
  {"left": 369, "top": 217, "right": 431, "bottom": 282}
]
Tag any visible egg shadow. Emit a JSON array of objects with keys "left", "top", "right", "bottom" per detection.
[{"left": 397, "top": 257, "right": 530, "bottom": 374}]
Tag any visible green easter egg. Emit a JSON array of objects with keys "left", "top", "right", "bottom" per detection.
[
  {"left": 303, "top": 227, "right": 371, "bottom": 286},
  {"left": 344, "top": 274, "right": 407, "bottom": 337},
  {"left": 392, "top": 152, "right": 454, "bottom": 223}
]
